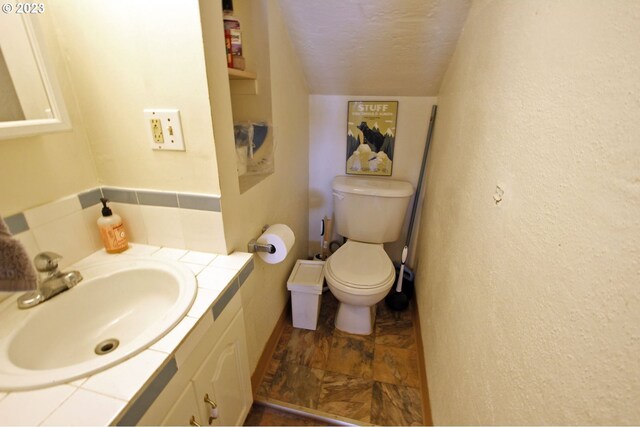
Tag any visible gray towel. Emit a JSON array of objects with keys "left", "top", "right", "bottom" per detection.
[{"left": 0, "top": 218, "right": 37, "bottom": 291}]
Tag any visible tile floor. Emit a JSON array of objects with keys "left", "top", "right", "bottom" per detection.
[
  {"left": 244, "top": 404, "right": 336, "bottom": 426},
  {"left": 253, "top": 291, "right": 424, "bottom": 426}
]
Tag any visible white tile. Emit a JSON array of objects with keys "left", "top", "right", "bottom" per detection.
[
  {"left": 152, "top": 247, "right": 188, "bottom": 261},
  {"left": 0, "top": 294, "right": 12, "bottom": 305},
  {"left": 150, "top": 316, "right": 197, "bottom": 355},
  {"left": 180, "top": 250, "right": 217, "bottom": 266},
  {"left": 68, "top": 378, "right": 87, "bottom": 388},
  {"left": 31, "top": 211, "right": 97, "bottom": 269},
  {"left": 140, "top": 205, "right": 185, "bottom": 249},
  {"left": 120, "top": 243, "right": 160, "bottom": 257},
  {"left": 186, "top": 287, "right": 217, "bottom": 319},
  {"left": 80, "top": 350, "right": 167, "bottom": 400},
  {"left": 13, "top": 230, "right": 41, "bottom": 262},
  {"left": 180, "top": 209, "right": 227, "bottom": 253},
  {"left": 81, "top": 204, "right": 104, "bottom": 253},
  {"left": 24, "top": 195, "right": 81, "bottom": 229},
  {"left": 0, "top": 385, "right": 76, "bottom": 426},
  {"left": 41, "top": 388, "right": 126, "bottom": 426},
  {"left": 110, "top": 202, "right": 147, "bottom": 244},
  {"left": 196, "top": 266, "right": 238, "bottom": 294},
  {"left": 209, "top": 251, "right": 253, "bottom": 270},
  {"left": 181, "top": 262, "right": 206, "bottom": 275},
  {"left": 0, "top": 290, "right": 17, "bottom": 307},
  {"left": 174, "top": 315, "right": 213, "bottom": 367},
  {"left": 70, "top": 249, "right": 112, "bottom": 268}
]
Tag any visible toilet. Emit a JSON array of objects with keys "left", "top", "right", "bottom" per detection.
[{"left": 325, "top": 175, "right": 414, "bottom": 335}]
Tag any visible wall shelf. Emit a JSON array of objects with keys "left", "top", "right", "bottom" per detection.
[{"left": 228, "top": 68, "right": 257, "bottom": 80}]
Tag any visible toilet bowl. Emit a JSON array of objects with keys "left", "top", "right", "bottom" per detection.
[
  {"left": 326, "top": 175, "right": 413, "bottom": 335},
  {"left": 325, "top": 240, "right": 395, "bottom": 335}
]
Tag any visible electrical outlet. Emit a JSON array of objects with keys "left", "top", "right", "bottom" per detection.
[
  {"left": 143, "top": 109, "right": 185, "bottom": 151},
  {"left": 151, "top": 119, "right": 164, "bottom": 143}
]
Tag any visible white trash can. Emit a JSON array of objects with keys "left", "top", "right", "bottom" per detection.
[{"left": 287, "top": 259, "right": 325, "bottom": 330}]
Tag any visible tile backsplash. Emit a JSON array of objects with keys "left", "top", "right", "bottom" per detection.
[{"left": 3, "top": 187, "right": 226, "bottom": 270}]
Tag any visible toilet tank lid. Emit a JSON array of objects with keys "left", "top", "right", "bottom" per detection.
[{"left": 332, "top": 176, "right": 414, "bottom": 198}]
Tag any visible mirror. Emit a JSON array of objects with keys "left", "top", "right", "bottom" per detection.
[{"left": 0, "top": 14, "right": 70, "bottom": 139}]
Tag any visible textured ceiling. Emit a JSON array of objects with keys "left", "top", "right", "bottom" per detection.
[{"left": 278, "top": 0, "right": 471, "bottom": 96}]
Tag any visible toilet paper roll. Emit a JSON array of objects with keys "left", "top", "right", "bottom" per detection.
[{"left": 256, "top": 224, "right": 295, "bottom": 264}]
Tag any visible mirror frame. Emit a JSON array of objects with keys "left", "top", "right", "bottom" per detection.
[{"left": 0, "top": 15, "right": 70, "bottom": 140}]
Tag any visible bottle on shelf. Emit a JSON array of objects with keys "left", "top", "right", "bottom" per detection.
[{"left": 223, "top": 0, "right": 245, "bottom": 70}]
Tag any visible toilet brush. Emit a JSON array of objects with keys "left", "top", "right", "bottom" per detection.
[
  {"left": 385, "top": 246, "right": 409, "bottom": 311},
  {"left": 385, "top": 104, "right": 438, "bottom": 312}
]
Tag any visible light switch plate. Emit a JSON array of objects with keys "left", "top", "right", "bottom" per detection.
[{"left": 143, "top": 109, "right": 185, "bottom": 151}]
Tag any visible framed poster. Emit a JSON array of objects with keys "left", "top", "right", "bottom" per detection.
[{"left": 346, "top": 101, "right": 398, "bottom": 176}]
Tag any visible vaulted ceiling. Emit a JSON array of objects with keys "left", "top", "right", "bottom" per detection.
[{"left": 278, "top": 0, "right": 471, "bottom": 96}]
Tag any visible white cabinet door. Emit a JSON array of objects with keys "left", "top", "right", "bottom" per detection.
[
  {"left": 192, "top": 310, "right": 252, "bottom": 426},
  {"left": 159, "top": 381, "right": 202, "bottom": 426}
]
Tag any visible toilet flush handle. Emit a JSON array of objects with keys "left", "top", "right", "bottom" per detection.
[{"left": 332, "top": 192, "right": 344, "bottom": 200}]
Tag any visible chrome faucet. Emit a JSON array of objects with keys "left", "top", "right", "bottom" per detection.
[{"left": 17, "top": 252, "right": 83, "bottom": 309}]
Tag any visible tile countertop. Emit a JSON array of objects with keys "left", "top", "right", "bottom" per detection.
[{"left": 0, "top": 243, "right": 254, "bottom": 426}]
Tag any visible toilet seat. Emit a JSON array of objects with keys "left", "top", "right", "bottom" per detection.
[{"left": 325, "top": 240, "right": 395, "bottom": 290}]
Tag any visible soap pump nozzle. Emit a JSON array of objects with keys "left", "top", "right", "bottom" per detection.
[{"left": 100, "top": 198, "right": 113, "bottom": 217}]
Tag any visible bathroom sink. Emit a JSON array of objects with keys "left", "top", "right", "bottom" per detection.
[{"left": 0, "top": 257, "right": 197, "bottom": 391}]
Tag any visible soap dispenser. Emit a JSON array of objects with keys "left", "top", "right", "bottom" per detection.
[{"left": 97, "top": 198, "right": 129, "bottom": 253}]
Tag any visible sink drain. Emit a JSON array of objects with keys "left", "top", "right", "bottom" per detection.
[{"left": 95, "top": 339, "right": 119, "bottom": 355}]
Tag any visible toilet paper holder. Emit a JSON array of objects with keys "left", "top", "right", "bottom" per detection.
[{"left": 247, "top": 225, "right": 276, "bottom": 254}]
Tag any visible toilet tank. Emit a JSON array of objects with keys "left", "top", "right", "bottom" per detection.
[{"left": 332, "top": 176, "right": 414, "bottom": 243}]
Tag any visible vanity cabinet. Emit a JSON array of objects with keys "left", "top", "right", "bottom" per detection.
[
  {"left": 158, "top": 381, "right": 200, "bottom": 426},
  {"left": 137, "top": 295, "right": 252, "bottom": 426},
  {"left": 190, "top": 309, "right": 252, "bottom": 426}
]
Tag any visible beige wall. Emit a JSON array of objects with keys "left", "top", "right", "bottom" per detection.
[
  {"left": 0, "top": 11, "right": 97, "bottom": 216},
  {"left": 200, "top": 0, "right": 309, "bottom": 371},
  {"left": 2, "top": 0, "right": 307, "bottom": 372},
  {"left": 2, "top": 0, "right": 221, "bottom": 215},
  {"left": 308, "top": 96, "right": 436, "bottom": 265},
  {"left": 415, "top": 0, "right": 640, "bottom": 424},
  {"left": 0, "top": 50, "right": 25, "bottom": 122},
  {"left": 48, "top": 0, "right": 221, "bottom": 196}
]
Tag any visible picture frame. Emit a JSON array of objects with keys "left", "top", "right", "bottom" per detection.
[{"left": 345, "top": 101, "right": 398, "bottom": 176}]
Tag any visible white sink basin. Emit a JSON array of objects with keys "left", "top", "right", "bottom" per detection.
[{"left": 0, "top": 257, "right": 197, "bottom": 391}]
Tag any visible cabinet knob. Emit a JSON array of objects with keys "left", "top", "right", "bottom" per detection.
[
  {"left": 189, "top": 415, "right": 202, "bottom": 427},
  {"left": 204, "top": 394, "right": 218, "bottom": 422}
]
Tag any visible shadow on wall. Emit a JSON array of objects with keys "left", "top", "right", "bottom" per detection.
[{"left": 308, "top": 189, "right": 327, "bottom": 210}]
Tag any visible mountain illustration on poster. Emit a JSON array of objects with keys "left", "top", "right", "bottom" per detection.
[{"left": 345, "top": 101, "right": 398, "bottom": 176}]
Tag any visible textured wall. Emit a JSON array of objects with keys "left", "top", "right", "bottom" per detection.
[
  {"left": 279, "top": 0, "right": 470, "bottom": 96},
  {"left": 200, "top": 0, "right": 310, "bottom": 371},
  {"left": 0, "top": 10, "right": 98, "bottom": 216},
  {"left": 308, "top": 95, "right": 436, "bottom": 265},
  {"left": 0, "top": 50, "right": 25, "bottom": 122},
  {"left": 415, "top": 0, "right": 640, "bottom": 424},
  {"left": 238, "top": 0, "right": 310, "bottom": 371},
  {"left": 49, "top": 0, "right": 221, "bottom": 196},
  {"left": 2, "top": 0, "right": 220, "bottom": 215}
]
